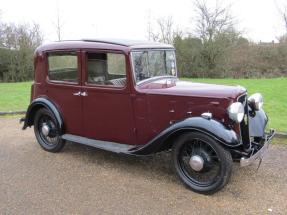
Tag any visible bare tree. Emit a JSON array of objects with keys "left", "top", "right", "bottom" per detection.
[
  {"left": 194, "top": 0, "right": 234, "bottom": 42},
  {"left": 148, "top": 16, "right": 182, "bottom": 44},
  {"left": 54, "top": 4, "right": 64, "bottom": 41},
  {"left": 193, "top": 0, "right": 240, "bottom": 73},
  {"left": 1, "top": 23, "right": 42, "bottom": 51},
  {"left": 147, "top": 10, "right": 152, "bottom": 41},
  {"left": 283, "top": 8, "right": 287, "bottom": 31},
  {"left": 275, "top": 1, "right": 287, "bottom": 32},
  {"left": 0, "top": 10, "right": 4, "bottom": 47}
]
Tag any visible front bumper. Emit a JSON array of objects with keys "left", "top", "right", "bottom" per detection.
[{"left": 240, "top": 129, "right": 275, "bottom": 167}]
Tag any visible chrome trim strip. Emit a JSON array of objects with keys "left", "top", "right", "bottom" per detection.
[{"left": 201, "top": 112, "right": 212, "bottom": 119}]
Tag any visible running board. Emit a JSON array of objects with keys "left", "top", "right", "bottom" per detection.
[{"left": 61, "top": 134, "right": 136, "bottom": 154}]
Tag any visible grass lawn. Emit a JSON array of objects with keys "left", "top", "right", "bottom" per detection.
[
  {"left": 0, "top": 82, "right": 31, "bottom": 112},
  {"left": 0, "top": 78, "right": 286, "bottom": 132}
]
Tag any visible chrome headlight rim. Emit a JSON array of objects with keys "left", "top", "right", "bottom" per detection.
[
  {"left": 248, "top": 93, "right": 263, "bottom": 110},
  {"left": 227, "top": 102, "right": 245, "bottom": 123}
]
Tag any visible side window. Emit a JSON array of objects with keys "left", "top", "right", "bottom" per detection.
[
  {"left": 48, "top": 52, "right": 78, "bottom": 83},
  {"left": 87, "top": 52, "right": 126, "bottom": 87}
]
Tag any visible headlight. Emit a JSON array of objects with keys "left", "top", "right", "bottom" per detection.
[
  {"left": 227, "top": 102, "right": 245, "bottom": 123},
  {"left": 248, "top": 93, "right": 263, "bottom": 110}
]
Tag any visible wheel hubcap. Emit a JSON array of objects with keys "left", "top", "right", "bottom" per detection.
[
  {"left": 41, "top": 124, "right": 50, "bottom": 137},
  {"left": 189, "top": 155, "right": 204, "bottom": 171}
]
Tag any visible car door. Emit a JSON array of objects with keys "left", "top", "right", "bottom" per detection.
[
  {"left": 81, "top": 50, "right": 136, "bottom": 145},
  {"left": 45, "top": 51, "right": 83, "bottom": 135}
]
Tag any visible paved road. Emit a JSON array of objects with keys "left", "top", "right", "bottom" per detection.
[{"left": 0, "top": 118, "right": 287, "bottom": 214}]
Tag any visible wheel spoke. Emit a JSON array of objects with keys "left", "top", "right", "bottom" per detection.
[
  {"left": 191, "top": 141, "right": 195, "bottom": 155},
  {"left": 178, "top": 138, "right": 221, "bottom": 187}
]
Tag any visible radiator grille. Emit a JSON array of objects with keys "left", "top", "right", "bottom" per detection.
[{"left": 237, "top": 94, "right": 250, "bottom": 149}]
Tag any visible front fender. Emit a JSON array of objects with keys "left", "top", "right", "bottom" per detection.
[
  {"left": 22, "top": 97, "right": 64, "bottom": 133},
  {"left": 129, "top": 117, "right": 240, "bottom": 155}
]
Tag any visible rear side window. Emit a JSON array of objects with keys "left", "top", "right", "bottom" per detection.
[
  {"left": 87, "top": 52, "right": 126, "bottom": 87},
  {"left": 48, "top": 52, "right": 78, "bottom": 83}
]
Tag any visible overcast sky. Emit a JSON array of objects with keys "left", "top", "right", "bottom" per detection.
[{"left": 0, "top": 0, "right": 286, "bottom": 43}]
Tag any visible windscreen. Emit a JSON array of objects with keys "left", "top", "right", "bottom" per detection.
[{"left": 132, "top": 50, "right": 176, "bottom": 83}]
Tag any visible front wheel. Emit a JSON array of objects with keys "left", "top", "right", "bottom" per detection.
[{"left": 172, "top": 132, "right": 232, "bottom": 194}]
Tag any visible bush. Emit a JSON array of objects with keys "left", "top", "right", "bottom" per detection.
[
  {"left": 0, "top": 23, "right": 42, "bottom": 82},
  {"left": 174, "top": 35, "right": 287, "bottom": 78}
]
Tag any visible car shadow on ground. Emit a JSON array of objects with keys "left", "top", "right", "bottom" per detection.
[
  {"left": 64, "top": 141, "right": 176, "bottom": 177},
  {"left": 62, "top": 141, "right": 249, "bottom": 189}
]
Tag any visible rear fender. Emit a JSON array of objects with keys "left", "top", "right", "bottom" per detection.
[{"left": 22, "top": 97, "right": 64, "bottom": 133}]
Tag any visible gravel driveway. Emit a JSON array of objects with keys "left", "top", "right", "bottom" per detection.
[{"left": 0, "top": 117, "right": 286, "bottom": 214}]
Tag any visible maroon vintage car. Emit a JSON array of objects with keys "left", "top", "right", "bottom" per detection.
[{"left": 21, "top": 39, "right": 275, "bottom": 194}]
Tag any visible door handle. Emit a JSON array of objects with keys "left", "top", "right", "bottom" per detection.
[
  {"left": 73, "top": 91, "right": 81, "bottom": 96},
  {"left": 81, "top": 92, "right": 88, "bottom": 97}
]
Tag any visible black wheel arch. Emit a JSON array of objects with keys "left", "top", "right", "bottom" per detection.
[
  {"left": 22, "top": 97, "right": 64, "bottom": 134},
  {"left": 129, "top": 117, "right": 241, "bottom": 155}
]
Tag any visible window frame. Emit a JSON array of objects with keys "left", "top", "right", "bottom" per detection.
[
  {"left": 46, "top": 50, "right": 81, "bottom": 86},
  {"left": 83, "top": 50, "right": 128, "bottom": 90}
]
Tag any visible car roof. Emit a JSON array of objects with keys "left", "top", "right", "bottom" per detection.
[{"left": 36, "top": 39, "right": 174, "bottom": 53}]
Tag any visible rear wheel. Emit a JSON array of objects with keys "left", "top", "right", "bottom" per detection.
[
  {"left": 172, "top": 132, "right": 232, "bottom": 194},
  {"left": 34, "top": 108, "right": 65, "bottom": 152}
]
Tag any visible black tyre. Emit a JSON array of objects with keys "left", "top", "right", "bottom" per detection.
[
  {"left": 172, "top": 132, "right": 232, "bottom": 194},
  {"left": 34, "top": 108, "right": 65, "bottom": 152}
]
